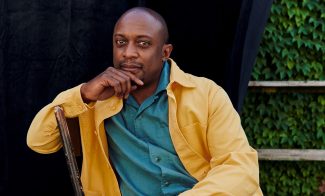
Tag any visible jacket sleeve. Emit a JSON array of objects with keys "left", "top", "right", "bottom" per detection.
[
  {"left": 26, "top": 84, "right": 89, "bottom": 154},
  {"left": 180, "top": 85, "right": 262, "bottom": 196}
]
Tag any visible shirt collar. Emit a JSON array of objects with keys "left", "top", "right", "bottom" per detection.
[{"left": 154, "top": 60, "right": 170, "bottom": 96}]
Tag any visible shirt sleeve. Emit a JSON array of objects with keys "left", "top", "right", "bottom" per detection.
[
  {"left": 26, "top": 84, "right": 89, "bottom": 154},
  {"left": 180, "top": 85, "right": 262, "bottom": 196}
]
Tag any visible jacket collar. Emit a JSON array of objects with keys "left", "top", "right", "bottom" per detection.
[{"left": 168, "top": 58, "right": 196, "bottom": 88}]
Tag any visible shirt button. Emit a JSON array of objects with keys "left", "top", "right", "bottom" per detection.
[
  {"left": 155, "top": 157, "right": 160, "bottom": 162},
  {"left": 164, "top": 181, "right": 169, "bottom": 186}
]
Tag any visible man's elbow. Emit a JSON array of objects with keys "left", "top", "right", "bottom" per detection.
[{"left": 26, "top": 130, "right": 62, "bottom": 154}]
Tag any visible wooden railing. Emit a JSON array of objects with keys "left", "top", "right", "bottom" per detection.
[
  {"left": 248, "top": 80, "right": 325, "bottom": 161},
  {"left": 257, "top": 149, "right": 325, "bottom": 161},
  {"left": 248, "top": 80, "right": 325, "bottom": 87}
]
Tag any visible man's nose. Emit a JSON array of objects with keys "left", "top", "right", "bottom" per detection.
[{"left": 123, "top": 43, "right": 138, "bottom": 59}]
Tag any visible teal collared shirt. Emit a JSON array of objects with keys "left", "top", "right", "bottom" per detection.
[{"left": 105, "top": 61, "right": 197, "bottom": 195}]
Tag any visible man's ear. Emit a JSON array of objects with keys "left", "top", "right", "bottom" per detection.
[{"left": 162, "top": 44, "right": 173, "bottom": 61}]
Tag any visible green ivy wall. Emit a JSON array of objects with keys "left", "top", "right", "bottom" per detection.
[{"left": 241, "top": 0, "right": 325, "bottom": 195}]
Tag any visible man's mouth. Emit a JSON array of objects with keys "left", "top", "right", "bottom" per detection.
[{"left": 119, "top": 62, "right": 142, "bottom": 73}]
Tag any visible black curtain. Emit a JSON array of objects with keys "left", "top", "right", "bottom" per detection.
[
  {"left": 224, "top": 0, "right": 273, "bottom": 112},
  {"left": 0, "top": 0, "right": 272, "bottom": 195},
  {"left": 0, "top": 0, "right": 139, "bottom": 195}
]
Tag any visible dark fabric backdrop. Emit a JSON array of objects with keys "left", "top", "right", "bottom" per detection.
[{"left": 0, "top": 0, "right": 272, "bottom": 195}]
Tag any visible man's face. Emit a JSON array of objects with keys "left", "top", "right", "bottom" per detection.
[{"left": 113, "top": 11, "right": 170, "bottom": 87}]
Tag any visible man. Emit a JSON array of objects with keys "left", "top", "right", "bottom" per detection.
[{"left": 27, "top": 7, "right": 262, "bottom": 195}]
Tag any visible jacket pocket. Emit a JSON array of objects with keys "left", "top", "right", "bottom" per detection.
[{"left": 179, "top": 122, "right": 209, "bottom": 160}]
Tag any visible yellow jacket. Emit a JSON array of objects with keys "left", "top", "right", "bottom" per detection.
[{"left": 27, "top": 59, "right": 262, "bottom": 195}]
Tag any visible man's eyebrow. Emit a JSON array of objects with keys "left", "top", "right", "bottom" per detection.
[
  {"left": 113, "top": 34, "right": 152, "bottom": 39},
  {"left": 114, "top": 34, "right": 125, "bottom": 38},
  {"left": 136, "top": 35, "right": 152, "bottom": 40}
]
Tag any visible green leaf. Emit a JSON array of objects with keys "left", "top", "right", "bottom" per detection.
[
  {"left": 287, "top": 9, "right": 295, "bottom": 18},
  {"left": 287, "top": 61, "right": 294, "bottom": 69}
]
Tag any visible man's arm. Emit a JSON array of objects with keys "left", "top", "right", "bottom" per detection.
[
  {"left": 27, "top": 67, "right": 143, "bottom": 154},
  {"left": 27, "top": 85, "right": 88, "bottom": 154},
  {"left": 181, "top": 87, "right": 262, "bottom": 196}
]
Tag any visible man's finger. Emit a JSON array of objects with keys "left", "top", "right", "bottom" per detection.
[
  {"left": 118, "top": 70, "right": 144, "bottom": 86},
  {"left": 110, "top": 74, "right": 129, "bottom": 96},
  {"left": 110, "top": 70, "right": 132, "bottom": 96}
]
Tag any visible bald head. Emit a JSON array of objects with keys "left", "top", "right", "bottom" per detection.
[{"left": 115, "top": 7, "right": 169, "bottom": 44}]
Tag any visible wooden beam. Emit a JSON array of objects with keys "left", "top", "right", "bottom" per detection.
[
  {"left": 249, "top": 81, "right": 325, "bottom": 87},
  {"left": 257, "top": 149, "right": 325, "bottom": 161}
]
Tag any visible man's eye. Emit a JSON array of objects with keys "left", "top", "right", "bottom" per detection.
[
  {"left": 138, "top": 41, "right": 150, "bottom": 47},
  {"left": 116, "top": 40, "right": 126, "bottom": 45}
]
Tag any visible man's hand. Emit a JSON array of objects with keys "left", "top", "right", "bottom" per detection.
[{"left": 80, "top": 67, "right": 144, "bottom": 103}]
